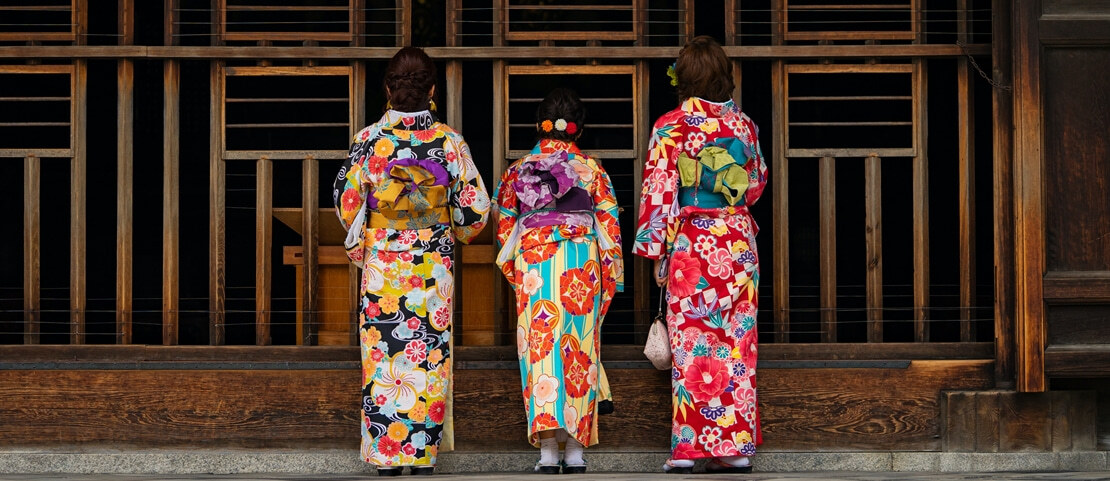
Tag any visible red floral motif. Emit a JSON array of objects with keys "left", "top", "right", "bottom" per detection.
[
  {"left": 367, "top": 155, "right": 388, "bottom": 176},
  {"left": 685, "top": 356, "right": 729, "bottom": 403},
  {"left": 364, "top": 301, "right": 381, "bottom": 318},
  {"left": 673, "top": 442, "right": 701, "bottom": 460},
  {"left": 521, "top": 242, "right": 558, "bottom": 264},
  {"left": 575, "top": 413, "right": 592, "bottom": 441},
  {"left": 668, "top": 250, "right": 703, "bottom": 298},
  {"left": 378, "top": 436, "right": 401, "bottom": 457},
  {"left": 402, "top": 443, "right": 417, "bottom": 456},
  {"left": 406, "top": 317, "right": 420, "bottom": 330},
  {"left": 458, "top": 184, "right": 478, "bottom": 207},
  {"left": 413, "top": 129, "right": 437, "bottom": 142},
  {"left": 428, "top": 400, "right": 446, "bottom": 424},
  {"left": 560, "top": 264, "right": 600, "bottom": 316},
  {"left": 705, "top": 247, "right": 734, "bottom": 279},
  {"left": 404, "top": 339, "right": 427, "bottom": 363},
  {"left": 446, "top": 151, "right": 457, "bottom": 162},
  {"left": 563, "top": 348, "right": 593, "bottom": 398},
  {"left": 341, "top": 189, "right": 361, "bottom": 213},
  {"left": 531, "top": 412, "right": 560, "bottom": 433}
]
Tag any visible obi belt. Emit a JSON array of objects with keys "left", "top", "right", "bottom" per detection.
[{"left": 496, "top": 150, "right": 615, "bottom": 265}]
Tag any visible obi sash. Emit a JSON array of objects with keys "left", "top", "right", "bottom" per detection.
[
  {"left": 367, "top": 157, "right": 451, "bottom": 229},
  {"left": 677, "top": 136, "right": 754, "bottom": 208}
]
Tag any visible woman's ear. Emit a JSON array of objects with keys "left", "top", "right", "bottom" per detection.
[{"left": 428, "top": 85, "right": 436, "bottom": 99}]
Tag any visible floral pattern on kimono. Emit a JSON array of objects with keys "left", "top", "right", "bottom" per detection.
[
  {"left": 632, "top": 97, "right": 767, "bottom": 461},
  {"left": 334, "top": 109, "right": 490, "bottom": 467},
  {"left": 494, "top": 139, "right": 624, "bottom": 447}
]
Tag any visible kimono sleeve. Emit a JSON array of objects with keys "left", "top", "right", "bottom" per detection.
[
  {"left": 492, "top": 163, "right": 520, "bottom": 284},
  {"left": 740, "top": 114, "right": 768, "bottom": 207},
  {"left": 445, "top": 133, "right": 490, "bottom": 244},
  {"left": 592, "top": 164, "right": 624, "bottom": 319},
  {"left": 632, "top": 120, "right": 683, "bottom": 260},
  {"left": 334, "top": 136, "right": 373, "bottom": 264}
]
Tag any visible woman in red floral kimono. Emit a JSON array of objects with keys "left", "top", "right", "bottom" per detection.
[{"left": 633, "top": 36, "right": 767, "bottom": 474}]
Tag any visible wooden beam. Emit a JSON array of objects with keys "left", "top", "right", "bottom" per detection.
[
  {"left": 0, "top": 44, "right": 995, "bottom": 60},
  {"left": 301, "top": 156, "right": 319, "bottom": 346},
  {"left": 163, "top": 59, "right": 180, "bottom": 346},
  {"left": 913, "top": 59, "right": 930, "bottom": 342},
  {"left": 772, "top": 60, "right": 790, "bottom": 343},
  {"left": 209, "top": 61, "right": 226, "bottom": 345},
  {"left": 819, "top": 156, "right": 837, "bottom": 343},
  {"left": 23, "top": 155, "right": 40, "bottom": 345},
  {"left": 991, "top": 0, "right": 1016, "bottom": 390},
  {"left": 117, "top": 58, "right": 134, "bottom": 345},
  {"left": 70, "top": 60, "right": 87, "bottom": 345},
  {"left": 256, "top": 157, "right": 273, "bottom": 346},
  {"left": 865, "top": 154, "right": 883, "bottom": 343}
]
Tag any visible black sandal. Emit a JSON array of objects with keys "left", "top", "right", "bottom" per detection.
[
  {"left": 409, "top": 466, "right": 435, "bottom": 475},
  {"left": 533, "top": 462, "right": 560, "bottom": 474},
  {"left": 376, "top": 467, "right": 402, "bottom": 476}
]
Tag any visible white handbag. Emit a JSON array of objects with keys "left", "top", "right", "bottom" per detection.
[{"left": 643, "top": 287, "right": 671, "bottom": 370}]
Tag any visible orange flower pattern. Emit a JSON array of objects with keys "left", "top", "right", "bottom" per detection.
[{"left": 494, "top": 140, "right": 624, "bottom": 448}]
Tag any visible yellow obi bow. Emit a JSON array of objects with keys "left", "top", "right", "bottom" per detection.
[
  {"left": 677, "top": 145, "right": 749, "bottom": 206},
  {"left": 369, "top": 158, "right": 450, "bottom": 228}
]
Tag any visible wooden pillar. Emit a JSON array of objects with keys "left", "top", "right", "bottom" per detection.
[
  {"left": 633, "top": 59, "right": 651, "bottom": 341},
  {"left": 256, "top": 157, "right": 273, "bottom": 346},
  {"left": 1012, "top": 0, "right": 1046, "bottom": 393},
  {"left": 70, "top": 60, "right": 87, "bottom": 345},
  {"left": 865, "top": 154, "right": 883, "bottom": 342},
  {"left": 302, "top": 156, "right": 319, "bottom": 346},
  {"left": 912, "top": 59, "right": 930, "bottom": 342},
  {"left": 117, "top": 57, "right": 134, "bottom": 344},
  {"left": 209, "top": 61, "right": 226, "bottom": 345},
  {"left": 991, "top": 0, "right": 1016, "bottom": 389},
  {"left": 771, "top": 61, "right": 789, "bottom": 343},
  {"left": 819, "top": 156, "right": 837, "bottom": 343},
  {"left": 163, "top": 59, "right": 180, "bottom": 345},
  {"left": 397, "top": 0, "right": 412, "bottom": 46},
  {"left": 23, "top": 155, "right": 40, "bottom": 345},
  {"left": 957, "top": 0, "right": 977, "bottom": 343}
]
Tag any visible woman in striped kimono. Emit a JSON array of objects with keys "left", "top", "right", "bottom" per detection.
[
  {"left": 334, "top": 47, "right": 490, "bottom": 476},
  {"left": 494, "top": 88, "right": 624, "bottom": 475}
]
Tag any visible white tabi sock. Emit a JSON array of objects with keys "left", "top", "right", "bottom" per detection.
[
  {"left": 718, "top": 455, "right": 751, "bottom": 467},
  {"left": 563, "top": 436, "right": 585, "bottom": 466},
  {"left": 539, "top": 436, "right": 560, "bottom": 466}
]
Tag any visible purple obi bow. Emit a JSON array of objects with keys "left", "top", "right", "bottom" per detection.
[{"left": 511, "top": 151, "right": 592, "bottom": 214}]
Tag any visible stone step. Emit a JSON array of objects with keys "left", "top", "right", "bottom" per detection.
[{"left": 0, "top": 449, "right": 1105, "bottom": 474}]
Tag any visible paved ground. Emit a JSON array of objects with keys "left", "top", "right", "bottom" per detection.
[{"left": 1, "top": 473, "right": 1109, "bottom": 480}]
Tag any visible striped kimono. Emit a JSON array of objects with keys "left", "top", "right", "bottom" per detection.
[{"left": 494, "top": 139, "right": 624, "bottom": 447}]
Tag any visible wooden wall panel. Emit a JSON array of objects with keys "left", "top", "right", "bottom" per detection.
[
  {"left": 1043, "top": 48, "right": 1110, "bottom": 272},
  {"left": 0, "top": 370, "right": 358, "bottom": 447},
  {"left": 0, "top": 361, "right": 992, "bottom": 450}
]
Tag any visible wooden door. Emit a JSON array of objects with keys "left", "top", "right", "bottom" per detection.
[{"left": 1012, "top": 0, "right": 1110, "bottom": 391}]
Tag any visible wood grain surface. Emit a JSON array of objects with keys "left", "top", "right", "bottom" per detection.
[{"left": 0, "top": 361, "right": 993, "bottom": 450}]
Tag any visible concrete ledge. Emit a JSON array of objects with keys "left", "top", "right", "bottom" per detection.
[{"left": 0, "top": 449, "right": 1105, "bottom": 474}]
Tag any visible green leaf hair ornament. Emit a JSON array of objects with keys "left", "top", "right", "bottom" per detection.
[{"left": 667, "top": 62, "right": 678, "bottom": 86}]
